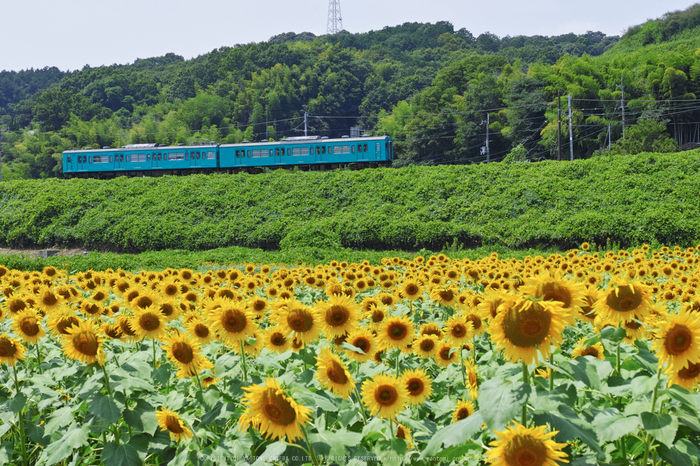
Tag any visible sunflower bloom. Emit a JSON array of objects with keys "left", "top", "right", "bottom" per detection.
[
  {"left": 399, "top": 279, "right": 424, "bottom": 301},
  {"left": 344, "top": 327, "right": 377, "bottom": 363},
  {"left": 444, "top": 314, "right": 474, "bottom": 346},
  {"left": 206, "top": 301, "right": 258, "bottom": 346},
  {"left": 651, "top": 310, "right": 700, "bottom": 372},
  {"left": 12, "top": 309, "right": 46, "bottom": 344},
  {"left": 401, "top": 368, "right": 433, "bottom": 405},
  {"left": 0, "top": 333, "right": 27, "bottom": 366},
  {"left": 262, "top": 326, "right": 291, "bottom": 354},
  {"left": 61, "top": 319, "right": 106, "bottom": 365},
  {"left": 162, "top": 331, "right": 213, "bottom": 379},
  {"left": 486, "top": 422, "right": 569, "bottom": 466},
  {"left": 315, "top": 294, "right": 361, "bottom": 338},
  {"left": 412, "top": 334, "right": 439, "bottom": 359},
  {"left": 490, "top": 298, "right": 572, "bottom": 365},
  {"left": 129, "top": 306, "right": 167, "bottom": 341},
  {"left": 378, "top": 315, "right": 415, "bottom": 350},
  {"left": 361, "top": 373, "right": 409, "bottom": 420},
  {"left": 156, "top": 408, "right": 192, "bottom": 442},
  {"left": 666, "top": 361, "right": 700, "bottom": 390},
  {"left": 272, "top": 300, "right": 320, "bottom": 345},
  {"left": 593, "top": 280, "right": 653, "bottom": 324},
  {"left": 238, "top": 377, "right": 312, "bottom": 442},
  {"left": 451, "top": 399, "right": 476, "bottom": 423},
  {"left": 315, "top": 347, "right": 355, "bottom": 399},
  {"left": 571, "top": 338, "right": 605, "bottom": 360}
]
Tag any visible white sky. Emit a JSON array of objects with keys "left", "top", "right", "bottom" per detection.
[{"left": 2, "top": 0, "right": 697, "bottom": 72}]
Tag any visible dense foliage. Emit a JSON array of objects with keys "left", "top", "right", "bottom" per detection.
[{"left": 0, "top": 151, "right": 698, "bottom": 253}]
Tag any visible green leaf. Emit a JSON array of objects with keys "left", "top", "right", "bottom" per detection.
[
  {"left": 533, "top": 405, "right": 603, "bottom": 459},
  {"left": 308, "top": 429, "right": 361, "bottom": 459},
  {"left": 480, "top": 379, "right": 530, "bottom": 431},
  {"left": 88, "top": 392, "right": 125, "bottom": 425},
  {"left": 657, "top": 438, "right": 700, "bottom": 466},
  {"left": 123, "top": 399, "right": 158, "bottom": 435},
  {"left": 640, "top": 412, "right": 678, "bottom": 448},
  {"left": 558, "top": 358, "right": 602, "bottom": 390},
  {"left": 428, "top": 442, "right": 481, "bottom": 460},
  {"left": 666, "top": 385, "right": 700, "bottom": 411},
  {"left": 591, "top": 408, "right": 641, "bottom": 443},
  {"left": 200, "top": 401, "right": 224, "bottom": 425},
  {"left": 38, "top": 421, "right": 91, "bottom": 465},
  {"left": 632, "top": 341, "right": 659, "bottom": 374},
  {"left": 532, "top": 383, "right": 576, "bottom": 412},
  {"left": 251, "top": 442, "right": 287, "bottom": 466},
  {"left": 8, "top": 393, "right": 27, "bottom": 414},
  {"left": 600, "top": 326, "right": 626, "bottom": 344},
  {"left": 43, "top": 405, "right": 75, "bottom": 435},
  {"left": 420, "top": 411, "right": 483, "bottom": 458},
  {"left": 0, "top": 441, "right": 14, "bottom": 465},
  {"left": 373, "top": 438, "right": 407, "bottom": 466},
  {"left": 102, "top": 442, "right": 142, "bottom": 466}
]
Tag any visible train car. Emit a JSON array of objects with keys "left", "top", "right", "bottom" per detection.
[
  {"left": 218, "top": 135, "right": 393, "bottom": 172},
  {"left": 63, "top": 143, "right": 218, "bottom": 178}
]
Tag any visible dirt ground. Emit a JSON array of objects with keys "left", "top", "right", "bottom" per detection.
[{"left": 0, "top": 248, "right": 87, "bottom": 258}]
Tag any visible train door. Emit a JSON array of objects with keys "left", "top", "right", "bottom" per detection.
[
  {"left": 77, "top": 154, "right": 85, "bottom": 171},
  {"left": 152, "top": 152, "right": 160, "bottom": 169},
  {"left": 274, "top": 148, "right": 282, "bottom": 164}
]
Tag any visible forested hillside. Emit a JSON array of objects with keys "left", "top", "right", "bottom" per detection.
[{"left": 0, "top": 5, "right": 698, "bottom": 179}]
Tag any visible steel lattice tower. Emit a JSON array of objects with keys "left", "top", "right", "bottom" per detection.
[{"left": 326, "top": 0, "right": 343, "bottom": 34}]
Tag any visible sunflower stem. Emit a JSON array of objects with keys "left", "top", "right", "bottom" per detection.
[
  {"left": 35, "top": 341, "right": 43, "bottom": 374},
  {"left": 521, "top": 363, "right": 529, "bottom": 427},
  {"left": 471, "top": 335, "right": 477, "bottom": 363},
  {"left": 193, "top": 367, "right": 204, "bottom": 394},
  {"left": 460, "top": 348, "right": 467, "bottom": 388},
  {"left": 641, "top": 371, "right": 662, "bottom": 466},
  {"left": 388, "top": 418, "right": 395, "bottom": 438},
  {"left": 152, "top": 338, "right": 158, "bottom": 371},
  {"left": 13, "top": 365, "right": 28, "bottom": 466},
  {"left": 394, "top": 349, "right": 401, "bottom": 377},
  {"left": 187, "top": 420, "right": 203, "bottom": 450},
  {"left": 240, "top": 340, "right": 248, "bottom": 382},
  {"left": 353, "top": 387, "right": 369, "bottom": 424},
  {"left": 549, "top": 357, "right": 555, "bottom": 392},
  {"left": 299, "top": 422, "right": 320, "bottom": 466}
]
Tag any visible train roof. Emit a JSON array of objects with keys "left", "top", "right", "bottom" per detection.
[
  {"left": 64, "top": 144, "right": 217, "bottom": 154},
  {"left": 219, "top": 135, "right": 390, "bottom": 148}
]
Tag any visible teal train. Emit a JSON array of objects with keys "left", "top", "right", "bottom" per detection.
[{"left": 62, "top": 135, "right": 394, "bottom": 178}]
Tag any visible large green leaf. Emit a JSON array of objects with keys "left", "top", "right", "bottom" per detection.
[
  {"left": 657, "top": 438, "right": 700, "bottom": 466},
  {"left": 123, "top": 398, "right": 158, "bottom": 435},
  {"left": 102, "top": 442, "right": 142, "bottom": 466},
  {"left": 88, "top": 392, "right": 125, "bottom": 425},
  {"left": 533, "top": 405, "right": 604, "bottom": 459},
  {"left": 373, "top": 438, "right": 407, "bottom": 466},
  {"left": 42, "top": 405, "right": 75, "bottom": 435},
  {"left": 420, "top": 411, "right": 483, "bottom": 458},
  {"left": 591, "top": 408, "right": 641, "bottom": 443},
  {"left": 479, "top": 379, "right": 530, "bottom": 431},
  {"left": 38, "top": 421, "right": 91, "bottom": 465},
  {"left": 640, "top": 412, "right": 678, "bottom": 448}
]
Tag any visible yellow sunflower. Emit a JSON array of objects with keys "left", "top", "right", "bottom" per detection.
[
  {"left": 486, "top": 422, "right": 569, "bottom": 466},
  {"left": 520, "top": 273, "right": 587, "bottom": 315},
  {"left": 12, "top": 309, "right": 46, "bottom": 344},
  {"left": 271, "top": 300, "right": 320, "bottom": 345},
  {"left": 489, "top": 297, "right": 572, "bottom": 365},
  {"left": 61, "top": 319, "right": 106, "bottom": 366},
  {"left": 47, "top": 312, "right": 81, "bottom": 337},
  {"left": 162, "top": 331, "right": 213, "bottom": 379},
  {"left": 395, "top": 422, "right": 414, "bottom": 449},
  {"left": 361, "top": 373, "right": 409, "bottom": 420},
  {"left": 401, "top": 368, "right": 433, "bottom": 405},
  {"left": 315, "top": 293, "right": 361, "bottom": 338},
  {"left": 430, "top": 286, "right": 458, "bottom": 307},
  {"left": 464, "top": 359, "right": 479, "bottom": 400},
  {"left": 185, "top": 318, "right": 214, "bottom": 346},
  {"left": 315, "top": 347, "right": 355, "bottom": 399},
  {"left": 36, "top": 286, "right": 63, "bottom": 312},
  {"left": 651, "top": 310, "right": 700, "bottom": 372},
  {"left": 398, "top": 279, "right": 424, "bottom": 301},
  {"left": 443, "top": 314, "right": 474, "bottom": 346},
  {"left": 451, "top": 399, "right": 476, "bottom": 423},
  {"left": 0, "top": 333, "right": 27, "bottom": 366},
  {"left": 262, "top": 326, "right": 291, "bottom": 354},
  {"left": 101, "top": 322, "right": 125, "bottom": 341},
  {"left": 129, "top": 306, "right": 167, "bottom": 341},
  {"left": 412, "top": 334, "right": 439, "bottom": 359},
  {"left": 238, "top": 376, "right": 312, "bottom": 442},
  {"left": 666, "top": 361, "right": 700, "bottom": 390},
  {"left": 156, "top": 408, "right": 192, "bottom": 442},
  {"left": 344, "top": 327, "right": 377, "bottom": 363},
  {"left": 571, "top": 338, "right": 605, "bottom": 360},
  {"left": 435, "top": 342, "right": 460, "bottom": 367},
  {"left": 206, "top": 300, "right": 258, "bottom": 346},
  {"left": 377, "top": 315, "right": 415, "bottom": 350},
  {"left": 247, "top": 296, "right": 269, "bottom": 319},
  {"left": 593, "top": 279, "right": 653, "bottom": 324}
]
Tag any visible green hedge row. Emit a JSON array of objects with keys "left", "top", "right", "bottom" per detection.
[{"left": 1, "top": 152, "right": 699, "bottom": 253}]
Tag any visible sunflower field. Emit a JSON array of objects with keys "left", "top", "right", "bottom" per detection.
[{"left": 1, "top": 245, "right": 700, "bottom": 466}]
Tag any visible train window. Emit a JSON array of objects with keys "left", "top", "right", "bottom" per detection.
[
  {"left": 328, "top": 146, "right": 333, "bottom": 154},
  {"left": 158, "top": 153, "right": 162, "bottom": 161},
  {"left": 275, "top": 148, "right": 280, "bottom": 156},
  {"left": 236, "top": 150, "right": 240, "bottom": 158},
  {"left": 185, "top": 152, "right": 189, "bottom": 160},
  {"left": 269, "top": 149, "right": 273, "bottom": 156},
  {"left": 207, "top": 151, "right": 215, "bottom": 159},
  {"left": 351, "top": 145, "right": 355, "bottom": 153},
  {"left": 287, "top": 148, "right": 291, "bottom": 156},
  {"left": 120, "top": 154, "right": 124, "bottom": 162},
  {"left": 89, "top": 156, "right": 92, "bottom": 163},
  {"left": 109, "top": 156, "right": 112, "bottom": 162},
  {"left": 321, "top": 146, "right": 326, "bottom": 154},
  {"left": 247, "top": 150, "right": 251, "bottom": 157},
  {"left": 67, "top": 155, "right": 71, "bottom": 163},
  {"left": 363, "top": 144, "right": 368, "bottom": 152},
  {"left": 196, "top": 152, "right": 200, "bottom": 159},
  {"left": 316, "top": 146, "right": 320, "bottom": 155}
]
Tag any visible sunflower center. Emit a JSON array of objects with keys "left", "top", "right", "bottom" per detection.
[
  {"left": 0, "top": 338, "right": 17, "bottom": 357},
  {"left": 327, "top": 305, "right": 349, "bottom": 326},
  {"left": 73, "top": 331, "right": 99, "bottom": 356},
  {"left": 451, "top": 324, "right": 467, "bottom": 338},
  {"left": 439, "top": 290, "right": 454, "bottom": 301},
  {"left": 388, "top": 322, "right": 408, "bottom": 340},
  {"left": 371, "top": 310, "right": 385, "bottom": 323},
  {"left": 222, "top": 309, "right": 247, "bottom": 333},
  {"left": 194, "top": 324, "right": 209, "bottom": 338},
  {"left": 407, "top": 378, "right": 424, "bottom": 395},
  {"left": 581, "top": 347, "right": 599, "bottom": 358},
  {"left": 172, "top": 341, "right": 194, "bottom": 364},
  {"left": 139, "top": 313, "right": 161, "bottom": 332},
  {"left": 502, "top": 304, "right": 552, "bottom": 348},
  {"left": 20, "top": 317, "right": 40, "bottom": 337},
  {"left": 135, "top": 296, "right": 154, "bottom": 309},
  {"left": 375, "top": 385, "right": 398, "bottom": 406},
  {"left": 84, "top": 303, "right": 100, "bottom": 315},
  {"left": 327, "top": 361, "right": 349, "bottom": 384},
  {"left": 42, "top": 291, "right": 58, "bottom": 307},
  {"left": 8, "top": 300, "right": 26, "bottom": 313},
  {"left": 439, "top": 347, "right": 452, "bottom": 360},
  {"left": 270, "top": 332, "right": 286, "bottom": 346},
  {"left": 58, "top": 316, "right": 80, "bottom": 335},
  {"left": 420, "top": 339, "right": 435, "bottom": 352},
  {"left": 164, "top": 284, "right": 179, "bottom": 296},
  {"left": 679, "top": 362, "right": 700, "bottom": 379},
  {"left": 165, "top": 415, "right": 185, "bottom": 434},
  {"left": 105, "top": 325, "right": 122, "bottom": 339},
  {"left": 541, "top": 284, "right": 571, "bottom": 307},
  {"left": 287, "top": 309, "right": 314, "bottom": 333},
  {"left": 396, "top": 426, "right": 408, "bottom": 440},
  {"left": 456, "top": 408, "right": 471, "bottom": 420},
  {"left": 160, "top": 303, "right": 175, "bottom": 317},
  {"left": 503, "top": 434, "right": 548, "bottom": 466},
  {"left": 405, "top": 284, "right": 419, "bottom": 296},
  {"left": 606, "top": 286, "right": 643, "bottom": 313},
  {"left": 665, "top": 324, "right": 692, "bottom": 355},
  {"left": 253, "top": 300, "right": 266, "bottom": 312},
  {"left": 466, "top": 315, "right": 482, "bottom": 331},
  {"left": 353, "top": 337, "right": 369, "bottom": 353},
  {"left": 262, "top": 390, "right": 297, "bottom": 426}
]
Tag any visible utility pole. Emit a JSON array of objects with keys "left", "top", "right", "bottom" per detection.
[
  {"left": 484, "top": 113, "right": 490, "bottom": 162},
  {"left": 326, "top": 0, "right": 343, "bottom": 34},
  {"left": 304, "top": 112, "right": 308, "bottom": 137},
  {"left": 608, "top": 123, "right": 611, "bottom": 151},
  {"left": 568, "top": 94, "right": 574, "bottom": 161},
  {"left": 620, "top": 76, "right": 625, "bottom": 138},
  {"left": 557, "top": 91, "right": 562, "bottom": 161}
]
